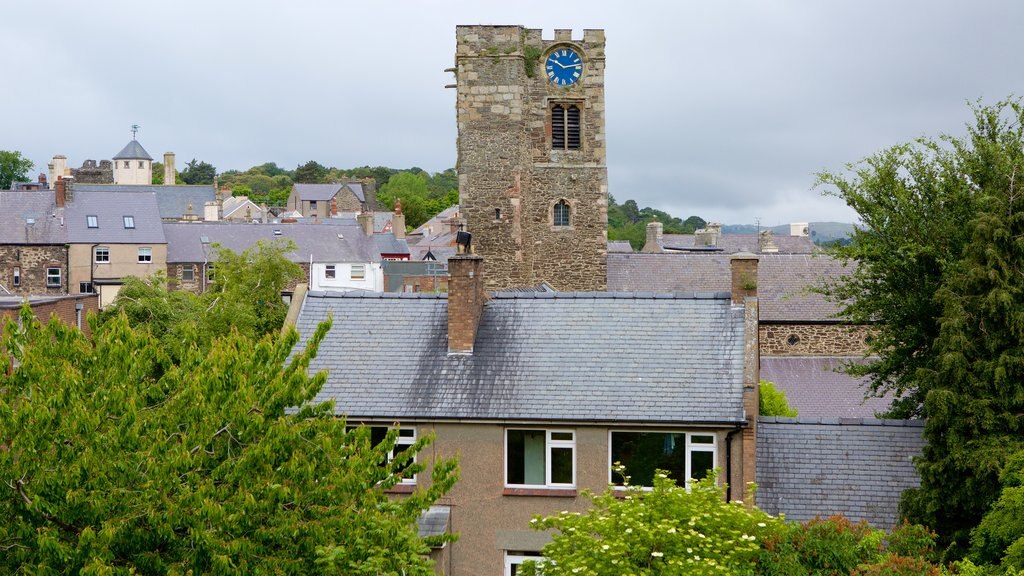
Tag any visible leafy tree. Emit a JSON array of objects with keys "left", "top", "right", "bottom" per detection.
[
  {"left": 970, "top": 450, "right": 1024, "bottom": 569},
  {"left": 759, "top": 379, "right": 798, "bottom": 417},
  {"left": 294, "top": 160, "right": 328, "bottom": 183},
  {"left": 0, "top": 307, "right": 458, "bottom": 574},
  {"left": 151, "top": 161, "right": 184, "bottom": 185},
  {"left": 0, "top": 149, "right": 33, "bottom": 190},
  {"left": 180, "top": 158, "right": 217, "bottom": 185},
  {"left": 377, "top": 171, "right": 457, "bottom": 230},
  {"left": 521, "top": 471, "right": 780, "bottom": 575},
  {"left": 607, "top": 195, "right": 705, "bottom": 250}
]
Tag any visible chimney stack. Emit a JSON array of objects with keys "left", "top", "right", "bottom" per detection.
[
  {"left": 642, "top": 220, "right": 663, "bottom": 253},
  {"left": 447, "top": 254, "right": 486, "bottom": 355},
  {"left": 357, "top": 210, "right": 375, "bottom": 236},
  {"left": 392, "top": 198, "right": 406, "bottom": 239},
  {"left": 730, "top": 252, "right": 759, "bottom": 305},
  {"left": 758, "top": 229, "right": 778, "bottom": 253},
  {"left": 38, "top": 173, "right": 47, "bottom": 187},
  {"left": 164, "top": 152, "right": 176, "bottom": 185},
  {"left": 54, "top": 177, "right": 66, "bottom": 208}
]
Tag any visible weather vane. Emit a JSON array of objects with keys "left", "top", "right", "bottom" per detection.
[{"left": 131, "top": 124, "right": 139, "bottom": 139}]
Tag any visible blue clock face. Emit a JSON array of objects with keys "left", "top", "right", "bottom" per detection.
[{"left": 545, "top": 48, "right": 583, "bottom": 86}]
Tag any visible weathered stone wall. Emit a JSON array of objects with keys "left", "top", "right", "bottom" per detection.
[
  {"left": 72, "top": 159, "right": 114, "bottom": 184},
  {"left": 0, "top": 245, "right": 68, "bottom": 294},
  {"left": 456, "top": 26, "right": 607, "bottom": 291},
  {"left": 760, "top": 322, "right": 872, "bottom": 356},
  {"left": 167, "top": 261, "right": 310, "bottom": 293},
  {"left": 334, "top": 189, "right": 362, "bottom": 212}
]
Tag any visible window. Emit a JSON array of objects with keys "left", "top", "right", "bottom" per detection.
[
  {"left": 309, "top": 200, "right": 318, "bottom": 211},
  {"left": 46, "top": 267, "right": 61, "bottom": 287},
  {"left": 495, "top": 208, "right": 502, "bottom": 221},
  {"left": 553, "top": 200, "right": 571, "bottom": 227},
  {"left": 79, "top": 282, "right": 93, "bottom": 294},
  {"left": 325, "top": 265, "right": 336, "bottom": 279},
  {"left": 181, "top": 266, "right": 194, "bottom": 282},
  {"left": 86, "top": 215, "right": 98, "bottom": 228},
  {"left": 506, "top": 429, "right": 575, "bottom": 487},
  {"left": 551, "top": 103, "right": 581, "bottom": 150},
  {"left": 349, "top": 425, "right": 418, "bottom": 485},
  {"left": 350, "top": 264, "right": 365, "bottom": 280},
  {"left": 95, "top": 247, "right": 110, "bottom": 263},
  {"left": 138, "top": 247, "right": 152, "bottom": 263},
  {"left": 12, "top": 266, "right": 20, "bottom": 287},
  {"left": 206, "top": 263, "right": 215, "bottom": 282},
  {"left": 123, "top": 215, "right": 135, "bottom": 229},
  {"left": 123, "top": 161, "right": 130, "bottom": 168},
  {"left": 138, "top": 161, "right": 145, "bottom": 168},
  {"left": 610, "top": 431, "right": 717, "bottom": 488},
  {"left": 505, "top": 552, "right": 546, "bottom": 576}
]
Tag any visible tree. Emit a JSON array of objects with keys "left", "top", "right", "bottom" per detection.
[
  {"left": 294, "top": 160, "right": 328, "bottom": 183},
  {"left": 520, "top": 471, "right": 780, "bottom": 575},
  {"left": 0, "top": 150, "right": 33, "bottom": 190},
  {"left": 759, "top": 380, "right": 798, "bottom": 417},
  {"left": 180, "top": 158, "right": 217, "bottom": 185},
  {"left": 818, "top": 98, "right": 1024, "bottom": 558},
  {"left": 0, "top": 307, "right": 458, "bottom": 574},
  {"left": 970, "top": 450, "right": 1024, "bottom": 569},
  {"left": 378, "top": 171, "right": 433, "bottom": 229}
]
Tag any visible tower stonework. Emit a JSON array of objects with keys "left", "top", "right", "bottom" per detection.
[{"left": 455, "top": 25, "right": 608, "bottom": 291}]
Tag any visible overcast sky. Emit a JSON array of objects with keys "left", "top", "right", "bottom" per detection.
[{"left": 3, "top": 1, "right": 1022, "bottom": 225}]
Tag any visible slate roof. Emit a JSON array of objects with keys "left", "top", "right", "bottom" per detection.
[
  {"left": 73, "top": 184, "right": 216, "bottom": 220},
  {"left": 607, "top": 253, "right": 851, "bottom": 322},
  {"left": 334, "top": 212, "right": 394, "bottom": 233},
  {"left": 756, "top": 418, "right": 926, "bottom": 528},
  {"left": 65, "top": 191, "right": 165, "bottom": 244},
  {"left": 295, "top": 291, "right": 747, "bottom": 424},
  {"left": 0, "top": 191, "right": 66, "bottom": 244},
  {"left": 760, "top": 357, "right": 893, "bottom": 418},
  {"left": 293, "top": 184, "right": 344, "bottom": 202},
  {"left": 410, "top": 204, "right": 460, "bottom": 237},
  {"left": 373, "top": 233, "right": 410, "bottom": 256},
  {"left": 416, "top": 505, "right": 451, "bottom": 540},
  {"left": 162, "top": 222, "right": 380, "bottom": 264},
  {"left": 662, "top": 233, "right": 816, "bottom": 254},
  {"left": 607, "top": 240, "right": 634, "bottom": 253},
  {"left": 222, "top": 196, "right": 263, "bottom": 219},
  {"left": 112, "top": 139, "right": 153, "bottom": 160}
]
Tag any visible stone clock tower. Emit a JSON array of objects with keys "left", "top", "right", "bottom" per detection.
[{"left": 454, "top": 25, "right": 608, "bottom": 291}]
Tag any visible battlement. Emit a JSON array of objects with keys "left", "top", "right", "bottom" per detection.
[{"left": 456, "top": 25, "right": 605, "bottom": 58}]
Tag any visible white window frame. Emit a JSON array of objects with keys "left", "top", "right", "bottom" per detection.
[
  {"left": 505, "top": 552, "right": 546, "bottom": 576},
  {"left": 46, "top": 267, "right": 61, "bottom": 287},
  {"left": 138, "top": 247, "right": 152, "bottom": 263},
  {"left": 12, "top": 266, "right": 20, "bottom": 287},
  {"left": 348, "top": 425, "right": 418, "bottom": 485},
  {"left": 181, "top": 266, "right": 195, "bottom": 282},
  {"left": 350, "top": 264, "right": 366, "bottom": 280},
  {"left": 504, "top": 428, "right": 576, "bottom": 489},
  {"left": 95, "top": 246, "right": 110, "bottom": 263},
  {"left": 86, "top": 215, "right": 98, "bottom": 228},
  {"left": 123, "top": 215, "right": 135, "bottom": 229},
  {"left": 608, "top": 430, "right": 718, "bottom": 489},
  {"left": 325, "top": 264, "right": 336, "bottom": 279}
]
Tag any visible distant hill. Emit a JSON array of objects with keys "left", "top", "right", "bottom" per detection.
[{"left": 721, "top": 222, "right": 856, "bottom": 245}]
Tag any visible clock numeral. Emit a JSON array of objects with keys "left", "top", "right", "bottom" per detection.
[
  {"left": 573, "top": 71, "right": 580, "bottom": 78},
  {"left": 546, "top": 65, "right": 553, "bottom": 70},
  {"left": 548, "top": 71, "right": 555, "bottom": 78}
]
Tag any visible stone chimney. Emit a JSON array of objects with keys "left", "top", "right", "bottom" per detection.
[
  {"left": 357, "top": 210, "right": 375, "bottom": 236},
  {"left": 54, "top": 176, "right": 66, "bottom": 208},
  {"left": 730, "top": 252, "right": 759, "bottom": 305},
  {"left": 758, "top": 229, "right": 778, "bottom": 253},
  {"left": 204, "top": 201, "right": 220, "bottom": 221},
  {"left": 695, "top": 223, "right": 722, "bottom": 247},
  {"left": 164, "top": 152, "right": 176, "bottom": 184},
  {"left": 641, "top": 220, "right": 663, "bottom": 253},
  {"left": 447, "top": 254, "right": 486, "bottom": 354},
  {"left": 392, "top": 198, "right": 406, "bottom": 239},
  {"left": 49, "top": 155, "right": 67, "bottom": 188}
]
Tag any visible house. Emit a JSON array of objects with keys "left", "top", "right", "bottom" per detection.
[
  {"left": 64, "top": 188, "right": 167, "bottom": 307},
  {"left": 286, "top": 180, "right": 377, "bottom": 218},
  {"left": 220, "top": 195, "right": 268, "bottom": 222},
  {"left": 291, "top": 253, "right": 760, "bottom": 575},
  {"left": 0, "top": 187, "right": 68, "bottom": 295},
  {"left": 162, "top": 221, "right": 383, "bottom": 293},
  {"left": 406, "top": 205, "right": 462, "bottom": 263},
  {"left": 73, "top": 184, "right": 218, "bottom": 222}
]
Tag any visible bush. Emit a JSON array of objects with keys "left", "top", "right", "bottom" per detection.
[
  {"left": 760, "top": 379, "right": 798, "bottom": 417},
  {"left": 757, "top": 515, "right": 884, "bottom": 576}
]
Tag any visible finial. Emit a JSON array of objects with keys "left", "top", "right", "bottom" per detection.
[{"left": 131, "top": 124, "right": 140, "bottom": 139}]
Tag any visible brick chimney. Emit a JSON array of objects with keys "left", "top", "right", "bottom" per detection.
[
  {"left": 447, "top": 254, "right": 486, "bottom": 355},
  {"left": 54, "top": 176, "right": 66, "bottom": 208},
  {"left": 330, "top": 196, "right": 338, "bottom": 216},
  {"left": 392, "top": 198, "right": 406, "bottom": 239},
  {"left": 164, "top": 152, "right": 176, "bottom": 184},
  {"left": 641, "top": 220, "right": 663, "bottom": 253},
  {"left": 38, "top": 173, "right": 47, "bottom": 187},
  {"left": 357, "top": 210, "right": 375, "bottom": 236},
  {"left": 730, "top": 252, "right": 758, "bottom": 305}
]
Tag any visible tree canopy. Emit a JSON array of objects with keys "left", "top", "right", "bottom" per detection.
[
  {"left": 607, "top": 194, "right": 706, "bottom": 250},
  {"left": 0, "top": 149, "right": 33, "bottom": 190},
  {"left": 818, "top": 98, "right": 1024, "bottom": 559},
  {"left": 180, "top": 158, "right": 217, "bottom": 185},
  {"left": 377, "top": 170, "right": 459, "bottom": 230}
]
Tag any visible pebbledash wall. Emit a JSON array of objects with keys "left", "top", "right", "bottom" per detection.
[
  {"left": 759, "top": 323, "right": 873, "bottom": 356},
  {"left": 455, "top": 26, "right": 608, "bottom": 291},
  {"left": 756, "top": 417, "right": 926, "bottom": 529}
]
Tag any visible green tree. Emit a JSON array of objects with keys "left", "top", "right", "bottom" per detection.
[
  {"left": 0, "top": 149, "right": 33, "bottom": 190},
  {"left": 970, "top": 450, "right": 1024, "bottom": 569},
  {"left": 0, "top": 308, "right": 458, "bottom": 574},
  {"left": 378, "top": 171, "right": 432, "bottom": 229},
  {"left": 521, "top": 471, "right": 780, "bottom": 575},
  {"left": 180, "top": 158, "right": 217, "bottom": 185},
  {"left": 759, "top": 379, "right": 798, "bottom": 417},
  {"left": 294, "top": 160, "right": 328, "bottom": 183}
]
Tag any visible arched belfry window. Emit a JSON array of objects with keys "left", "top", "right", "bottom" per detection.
[
  {"left": 551, "top": 104, "right": 581, "bottom": 150},
  {"left": 553, "top": 200, "right": 571, "bottom": 227}
]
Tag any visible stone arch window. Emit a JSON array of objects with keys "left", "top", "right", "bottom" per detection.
[
  {"left": 553, "top": 200, "right": 571, "bottom": 227},
  {"left": 551, "top": 103, "right": 581, "bottom": 150}
]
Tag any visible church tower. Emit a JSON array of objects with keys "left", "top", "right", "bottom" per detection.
[
  {"left": 112, "top": 132, "right": 154, "bottom": 185},
  {"left": 455, "top": 26, "right": 608, "bottom": 291}
]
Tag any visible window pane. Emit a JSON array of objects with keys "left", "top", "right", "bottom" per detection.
[
  {"left": 550, "top": 431, "right": 573, "bottom": 442},
  {"left": 507, "top": 430, "right": 546, "bottom": 485},
  {"left": 690, "top": 450, "right": 714, "bottom": 481},
  {"left": 550, "top": 446, "right": 573, "bottom": 484},
  {"left": 611, "top": 431, "right": 686, "bottom": 486},
  {"left": 691, "top": 435, "right": 714, "bottom": 444}
]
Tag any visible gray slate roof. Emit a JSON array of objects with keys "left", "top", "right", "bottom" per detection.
[
  {"left": 293, "top": 184, "right": 345, "bottom": 202},
  {"left": 0, "top": 191, "right": 66, "bottom": 244},
  {"left": 73, "top": 184, "right": 216, "bottom": 220},
  {"left": 112, "top": 139, "right": 153, "bottom": 160},
  {"left": 295, "top": 291, "right": 747, "bottom": 423},
  {"left": 373, "top": 233, "right": 410, "bottom": 255},
  {"left": 608, "top": 240, "right": 634, "bottom": 253},
  {"left": 607, "top": 253, "right": 851, "bottom": 322},
  {"left": 662, "top": 234, "right": 816, "bottom": 254},
  {"left": 416, "top": 505, "right": 451, "bottom": 540},
  {"left": 756, "top": 418, "right": 926, "bottom": 528},
  {"left": 65, "top": 191, "right": 166, "bottom": 244},
  {"left": 761, "top": 357, "right": 894, "bottom": 418},
  {"left": 163, "top": 222, "right": 381, "bottom": 264}
]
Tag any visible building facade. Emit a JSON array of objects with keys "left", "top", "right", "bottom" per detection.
[{"left": 455, "top": 26, "right": 608, "bottom": 291}]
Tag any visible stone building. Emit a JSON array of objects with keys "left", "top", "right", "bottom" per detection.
[
  {"left": 0, "top": 188, "right": 68, "bottom": 295},
  {"left": 454, "top": 26, "right": 608, "bottom": 291}
]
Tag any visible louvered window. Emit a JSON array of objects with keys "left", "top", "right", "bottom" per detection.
[{"left": 551, "top": 104, "right": 581, "bottom": 150}]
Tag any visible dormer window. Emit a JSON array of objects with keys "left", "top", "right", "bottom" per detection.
[
  {"left": 87, "top": 215, "right": 98, "bottom": 228},
  {"left": 553, "top": 200, "right": 571, "bottom": 227},
  {"left": 123, "top": 216, "right": 135, "bottom": 229}
]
